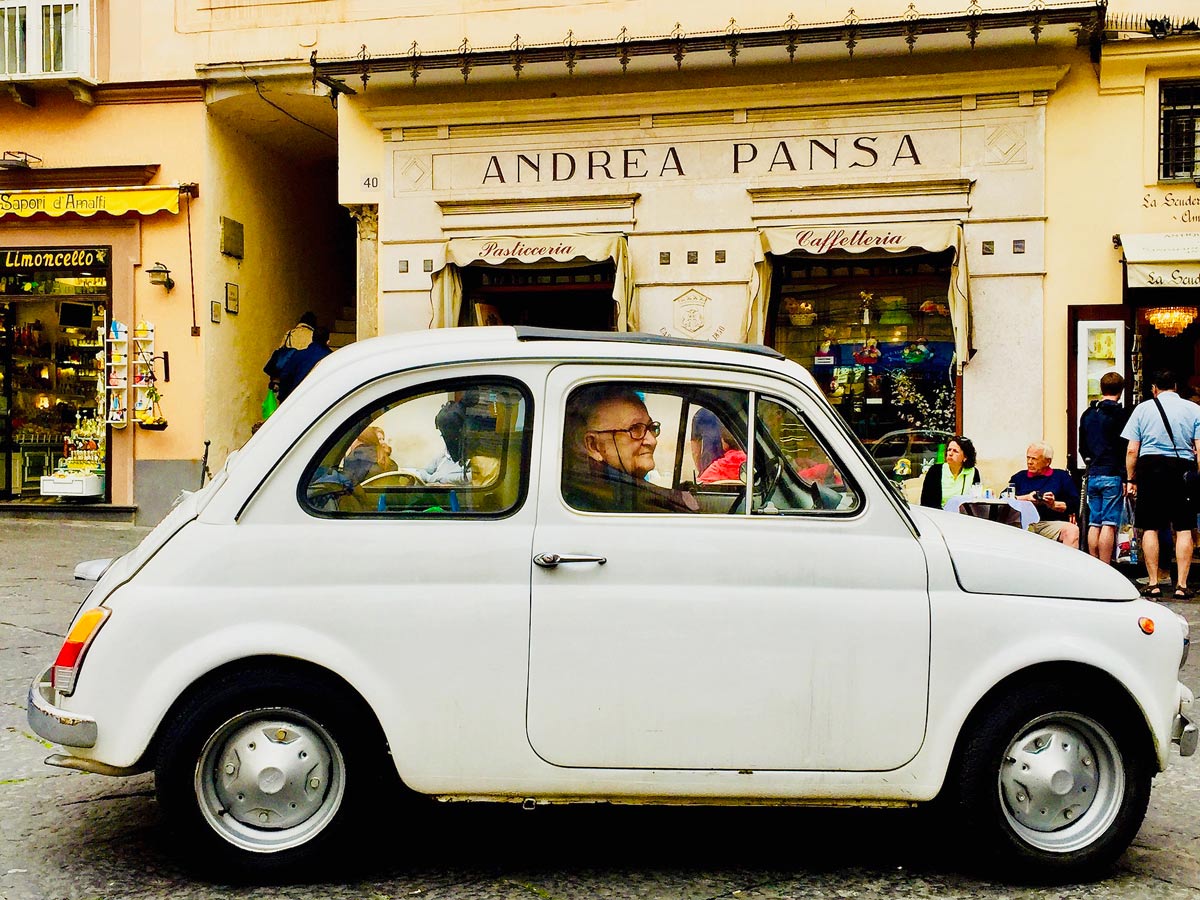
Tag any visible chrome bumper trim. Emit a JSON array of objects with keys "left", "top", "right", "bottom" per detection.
[
  {"left": 27, "top": 666, "right": 96, "bottom": 749},
  {"left": 1173, "top": 684, "right": 1196, "bottom": 757},
  {"left": 44, "top": 753, "right": 142, "bottom": 777},
  {"left": 1174, "top": 714, "right": 1198, "bottom": 757}
]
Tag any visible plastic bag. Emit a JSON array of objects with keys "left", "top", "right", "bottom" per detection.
[
  {"left": 261, "top": 387, "right": 279, "bottom": 420},
  {"left": 1115, "top": 496, "right": 1138, "bottom": 566}
]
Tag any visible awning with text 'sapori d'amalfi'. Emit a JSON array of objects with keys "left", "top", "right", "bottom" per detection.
[
  {"left": 0, "top": 185, "right": 181, "bottom": 218},
  {"left": 1119, "top": 233, "right": 1200, "bottom": 289},
  {"left": 751, "top": 222, "right": 972, "bottom": 367}
]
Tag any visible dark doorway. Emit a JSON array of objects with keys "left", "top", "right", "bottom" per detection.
[{"left": 459, "top": 261, "right": 617, "bottom": 331}]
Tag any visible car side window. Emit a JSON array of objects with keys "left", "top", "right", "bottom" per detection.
[
  {"left": 302, "top": 380, "right": 529, "bottom": 517},
  {"left": 561, "top": 382, "right": 748, "bottom": 515},
  {"left": 753, "top": 396, "right": 861, "bottom": 514}
]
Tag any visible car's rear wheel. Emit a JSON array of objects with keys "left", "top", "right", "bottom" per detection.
[
  {"left": 155, "top": 668, "right": 383, "bottom": 877},
  {"left": 949, "top": 683, "right": 1152, "bottom": 881}
]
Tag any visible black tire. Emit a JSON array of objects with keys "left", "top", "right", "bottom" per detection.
[
  {"left": 155, "top": 666, "right": 386, "bottom": 879},
  {"left": 947, "top": 681, "right": 1152, "bottom": 882}
]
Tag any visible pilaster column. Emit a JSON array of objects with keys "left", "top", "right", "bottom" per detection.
[{"left": 345, "top": 204, "right": 379, "bottom": 339}]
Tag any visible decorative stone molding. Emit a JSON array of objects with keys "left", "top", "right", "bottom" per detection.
[{"left": 346, "top": 203, "right": 378, "bottom": 242}]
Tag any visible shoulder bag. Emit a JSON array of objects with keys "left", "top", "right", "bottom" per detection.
[{"left": 1151, "top": 396, "right": 1200, "bottom": 513}]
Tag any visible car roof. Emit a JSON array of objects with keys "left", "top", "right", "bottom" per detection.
[
  {"left": 512, "top": 326, "right": 784, "bottom": 359},
  {"left": 299, "top": 326, "right": 796, "bottom": 387}
]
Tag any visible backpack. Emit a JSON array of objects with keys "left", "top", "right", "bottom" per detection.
[{"left": 263, "top": 345, "right": 296, "bottom": 380}]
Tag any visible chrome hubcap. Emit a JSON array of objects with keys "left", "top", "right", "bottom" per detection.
[
  {"left": 1001, "top": 725, "right": 1098, "bottom": 831},
  {"left": 998, "top": 712, "right": 1123, "bottom": 853},
  {"left": 195, "top": 709, "right": 345, "bottom": 852}
]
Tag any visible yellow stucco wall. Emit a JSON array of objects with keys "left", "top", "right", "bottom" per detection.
[
  {"left": 201, "top": 120, "right": 347, "bottom": 469},
  {"left": 0, "top": 91, "right": 207, "bottom": 504},
  {"left": 1046, "top": 37, "right": 1200, "bottom": 469},
  {"left": 106, "top": 1, "right": 1158, "bottom": 82}
]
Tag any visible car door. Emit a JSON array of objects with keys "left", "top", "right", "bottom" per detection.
[
  {"left": 527, "top": 364, "right": 930, "bottom": 772},
  {"left": 234, "top": 369, "right": 541, "bottom": 779}
]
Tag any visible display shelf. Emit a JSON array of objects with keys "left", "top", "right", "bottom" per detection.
[
  {"left": 105, "top": 318, "right": 128, "bottom": 427},
  {"left": 131, "top": 321, "right": 157, "bottom": 425}
]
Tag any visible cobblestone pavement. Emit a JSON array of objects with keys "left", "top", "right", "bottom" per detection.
[{"left": 2, "top": 520, "right": 1199, "bottom": 900}]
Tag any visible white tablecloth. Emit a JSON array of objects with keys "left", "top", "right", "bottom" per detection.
[{"left": 943, "top": 495, "right": 1040, "bottom": 530}]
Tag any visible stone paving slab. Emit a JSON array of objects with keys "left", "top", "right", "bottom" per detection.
[{"left": 1, "top": 521, "right": 1198, "bottom": 900}]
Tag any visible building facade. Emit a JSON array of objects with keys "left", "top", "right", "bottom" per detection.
[
  {"left": 1046, "top": 19, "right": 1200, "bottom": 472},
  {"left": 4, "top": 1, "right": 1197, "bottom": 520},
  {"left": 318, "top": 1, "right": 1108, "bottom": 488},
  {"left": 0, "top": 2, "right": 349, "bottom": 522}
]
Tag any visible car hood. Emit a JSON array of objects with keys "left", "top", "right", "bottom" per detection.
[{"left": 910, "top": 506, "right": 1139, "bottom": 601}]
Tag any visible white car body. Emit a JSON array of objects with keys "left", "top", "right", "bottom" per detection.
[{"left": 29, "top": 327, "right": 1195, "bottom": 878}]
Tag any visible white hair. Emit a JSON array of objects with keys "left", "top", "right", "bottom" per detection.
[{"left": 1027, "top": 440, "right": 1053, "bottom": 460}]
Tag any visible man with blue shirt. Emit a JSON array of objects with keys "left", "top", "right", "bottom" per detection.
[
  {"left": 1122, "top": 369, "right": 1200, "bottom": 600},
  {"left": 1010, "top": 441, "right": 1079, "bottom": 549}
]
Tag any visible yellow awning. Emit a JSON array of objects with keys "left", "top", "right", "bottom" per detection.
[{"left": 0, "top": 185, "right": 181, "bottom": 219}]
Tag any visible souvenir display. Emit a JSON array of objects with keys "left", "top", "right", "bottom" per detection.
[
  {"left": 901, "top": 342, "right": 934, "bottom": 364},
  {"left": 852, "top": 338, "right": 881, "bottom": 365}
]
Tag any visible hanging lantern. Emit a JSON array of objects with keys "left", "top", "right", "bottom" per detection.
[{"left": 1146, "top": 306, "right": 1198, "bottom": 337}]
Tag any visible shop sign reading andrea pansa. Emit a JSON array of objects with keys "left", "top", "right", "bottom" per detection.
[
  {"left": 437, "top": 129, "right": 959, "bottom": 189},
  {"left": 1, "top": 247, "right": 110, "bottom": 272}
]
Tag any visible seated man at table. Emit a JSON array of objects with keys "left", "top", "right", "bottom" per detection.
[{"left": 1010, "top": 440, "right": 1080, "bottom": 548}]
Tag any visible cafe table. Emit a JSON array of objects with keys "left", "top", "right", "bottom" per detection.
[{"left": 943, "top": 495, "right": 1040, "bottom": 530}]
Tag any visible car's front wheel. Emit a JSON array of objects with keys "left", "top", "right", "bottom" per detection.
[
  {"left": 949, "top": 682, "right": 1152, "bottom": 881},
  {"left": 155, "top": 668, "right": 384, "bottom": 877}
]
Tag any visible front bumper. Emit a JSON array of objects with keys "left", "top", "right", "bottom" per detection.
[
  {"left": 1173, "top": 683, "right": 1197, "bottom": 757},
  {"left": 27, "top": 666, "right": 96, "bottom": 749}
]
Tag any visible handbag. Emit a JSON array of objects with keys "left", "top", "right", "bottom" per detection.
[
  {"left": 261, "top": 387, "right": 279, "bottom": 420},
  {"left": 1115, "top": 495, "right": 1138, "bottom": 565},
  {"left": 1150, "top": 397, "right": 1200, "bottom": 513}
]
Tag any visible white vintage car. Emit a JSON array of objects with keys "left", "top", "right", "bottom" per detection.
[{"left": 29, "top": 327, "right": 1195, "bottom": 880}]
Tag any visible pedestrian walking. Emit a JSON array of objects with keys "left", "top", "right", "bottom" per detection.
[
  {"left": 1121, "top": 369, "right": 1200, "bottom": 600},
  {"left": 277, "top": 326, "right": 332, "bottom": 403},
  {"left": 1078, "top": 371, "right": 1129, "bottom": 564}
]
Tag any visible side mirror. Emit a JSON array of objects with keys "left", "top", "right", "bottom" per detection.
[{"left": 74, "top": 558, "right": 115, "bottom": 582}]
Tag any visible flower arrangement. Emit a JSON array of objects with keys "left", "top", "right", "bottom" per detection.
[{"left": 890, "top": 371, "right": 955, "bottom": 431}]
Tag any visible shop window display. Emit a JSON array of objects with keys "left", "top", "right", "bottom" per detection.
[
  {"left": 0, "top": 250, "right": 110, "bottom": 499},
  {"left": 767, "top": 250, "right": 957, "bottom": 447}
]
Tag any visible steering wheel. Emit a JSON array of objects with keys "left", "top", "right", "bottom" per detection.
[{"left": 755, "top": 456, "right": 784, "bottom": 504}]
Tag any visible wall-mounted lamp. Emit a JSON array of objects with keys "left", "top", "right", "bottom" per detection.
[
  {"left": 0, "top": 150, "right": 41, "bottom": 170},
  {"left": 146, "top": 262, "right": 174, "bottom": 292}
]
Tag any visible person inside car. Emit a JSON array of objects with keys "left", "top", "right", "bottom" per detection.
[
  {"left": 342, "top": 425, "right": 397, "bottom": 487},
  {"left": 690, "top": 408, "right": 746, "bottom": 483},
  {"left": 563, "top": 385, "right": 698, "bottom": 513}
]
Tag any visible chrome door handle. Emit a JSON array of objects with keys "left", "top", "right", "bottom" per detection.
[{"left": 534, "top": 552, "right": 607, "bottom": 568}]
